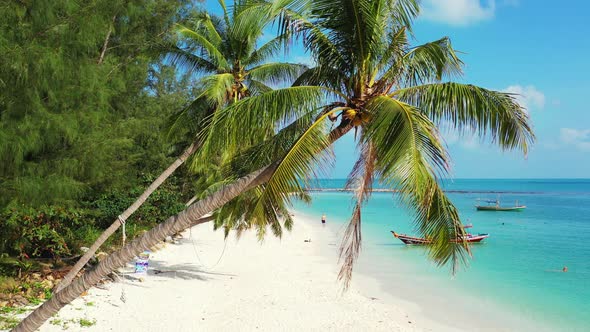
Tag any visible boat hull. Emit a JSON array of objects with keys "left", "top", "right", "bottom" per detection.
[
  {"left": 391, "top": 231, "right": 489, "bottom": 245},
  {"left": 476, "top": 205, "right": 526, "bottom": 211}
]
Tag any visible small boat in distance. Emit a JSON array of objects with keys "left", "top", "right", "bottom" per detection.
[
  {"left": 391, "top": 230, "right": 489, "bottom": 245},
  {"left": 475, "top": 199, "right": 526, "bottom": 212}
]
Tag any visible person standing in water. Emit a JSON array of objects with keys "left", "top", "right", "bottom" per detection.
[{"left": 321, "top": 214, "right": 326, "bottom": 224}]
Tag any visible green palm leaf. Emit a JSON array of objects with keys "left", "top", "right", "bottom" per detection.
[
  {"left": 402, "top": 37, "right": 464, "bottom": 85},
  {"left": 194, "top": 73, "right": 235, "bottom": 106},
  {"left": 246, "top": 79, "right": 273, "bottom": 95},
  {"left": 203, "top": 86, "right": 327, "bottom": 152},
  {"left": 165, "top": 46, "right": 218, "bottom": 75},
  {"left": 192, "top": 12, "right": 224, "bottom": 47},
  {"left": 246, "top": 111, "right": 335, "bottom": 239},
  {"left": 248, "top": 62, "right": 308, "bottom": 85},
  {"left": 245, "top": 33, "right": 290, "bottom": 66},
  {"left": 394, "top": 83, "right": 535, "bottom": 154},
  {"left": 389, "top": 0, "right": 420, "bottom": 31},
  {"left": 364, "top": 96, "right": 469, "bottom": 270},
  {"left": 339, "top": 139, "right": 376, "bottom": 288},
  {"left": 176, "top": 24, "right": 231, "bottom": 70}
]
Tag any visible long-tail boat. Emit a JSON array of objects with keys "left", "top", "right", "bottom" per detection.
[
  {"left": 475, "top": 199, "right": 526, "bottom": 211},
  {"left": 390, "top": 230, "right": 489, "bottom": 245}
]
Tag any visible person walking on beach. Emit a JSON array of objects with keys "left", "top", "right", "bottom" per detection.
[{"left": 321, "top": 214, "right": 326, "bottom": 224}]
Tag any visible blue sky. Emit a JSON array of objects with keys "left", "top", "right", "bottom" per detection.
[{"left": 202, "top": 1, "right": 590, "bottom": 178}]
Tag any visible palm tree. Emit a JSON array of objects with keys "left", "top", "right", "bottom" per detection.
[
  {"left": 55, "top": 0, "right": 308, "bottom": 292},
  {"left": 291, "top": 0, "right": 534, "bottom": 285},
  {"left": 204, "top": 0, "right": 534, "bottom": 286},
  {"left": 17, "top": 1, "right": 534, "bottom": 330},
  {"left": 16, "top": 1, "right": 327, "bottom": 330},
  {"left": 14, "top": 120, "right": 348, "bottom": 332}
]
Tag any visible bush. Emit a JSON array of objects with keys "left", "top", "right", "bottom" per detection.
[
  {"left": 0, "top": 173, "right": 189, "bottom": 277},
  {"left": 89, "top": 175, "right": 187, "bottom": 230},
  {"left": 0, "top": 205, "right": 87, "bottom": 259}
]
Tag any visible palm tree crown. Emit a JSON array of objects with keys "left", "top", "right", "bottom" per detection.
[
  {"left": 208, "top": 0, "right": 534, "bottom": 287},
  {"left": 168, "top": 0, "right": 328, "bottom": 239},
  {"left": 167, "top": 0, "right": 308, "bottom": 135}
]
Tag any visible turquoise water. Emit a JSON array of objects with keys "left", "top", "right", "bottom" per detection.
[{"left": 293, "top": 179, "right": 590, "bottom": 331}]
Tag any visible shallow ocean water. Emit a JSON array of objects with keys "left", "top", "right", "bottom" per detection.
[{"left": 293, "top": 179, "right": 590, "bottom": 331}]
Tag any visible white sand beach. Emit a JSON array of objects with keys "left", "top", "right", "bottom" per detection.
[{"left": 33, "top": 213, "right": 463, "bottom": 332}]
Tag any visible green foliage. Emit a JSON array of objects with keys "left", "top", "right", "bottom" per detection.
[
  {"left": 0, "top": 315, "right": 20, "bottom": 330},
  {"left": 0, "top": 276, "right": 20, "bottom": 294},
  {"left": 0, "top": 256, "right": 34, "bottom": 278},
  {"left": 89, "top": 177, "right": 187, "bottom": 230},
  {"left": 49, "top": 318, "right": 63, "bottom": 326},
  {"left": 78, "top": 318, "right": 96, "bottom": 327},
  {"left": 0, "top": 173, "right": 189, "bottom": 269},
  {"left": 0, "top": 306, "right": 28, "bottom": 315},
  {"left": 0, "top": 0, "right": 199, "bottom": 276},
  {"left": 298, "top": 0, "right": 532, "bottom": 286},
  {"left": 0, "top": 0, "right": 195, "bottom": 208},
  {"left": 167, "top": 1, "right": 320, "bottom": 239},
  {"left": 0, "top": 206, "right": 85, "bottom": 259}
]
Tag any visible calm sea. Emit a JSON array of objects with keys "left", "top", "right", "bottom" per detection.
[{"left": 292, "top": 179, "right": 590, "bottom": 331}]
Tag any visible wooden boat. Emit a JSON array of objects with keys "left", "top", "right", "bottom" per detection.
[
  {"left": 391, "top": 231, "right": 489, "bottom": 245},
  {"left": 475, "top": 199, "right": 526, "bottom": 212}
]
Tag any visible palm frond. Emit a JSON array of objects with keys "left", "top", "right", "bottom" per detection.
[
  {"left": 293, "top": 66, "right": 345, "bottom": 93},
  {"left": 194, "top": 73, "right": 235, "bottom": 106},
  {"left": 402, "top": 37, "right": 464, "bottom": 85},
  {"left": 389, "top": 0, "right": 420, "bottom": 31},
  {"left": 296, "top": 15, "right": 346, "bottom": 70},
  {"left": 228, "top": 2, "right": 275, "bottom": 58},
  {"left": 246, "top": 111, "right": 335, "bottom": 239},
  {"left": 364, "top": 96, "right": 469, "bottom": 271},
  {"left": 221, "top": 109, "right": 318, "bottom": 177},
  {"left": 218, "top": 0, "right": 231, "bottom": 26},
  {"left": 246, "top": 79, "right": 273, "bottom": 95},
  {"left": 394, "top": 83, "right": 535, "bottom": 154},
  {"left": 193, "top": 12, "right": 224, "bottom": 47},
  {"left": 165, "top": 46, "right": 218, "bottom": 75},
  {"left": 201, "top": 86, "right": 327, "bottom": 157},
  {"left": 176, "top": 24, "right": 231, "bottom": 70},
  {"left": 164, "top": 95, "right": 216, "bottom": 142},
  {"left": 245, "top": 33, "right": 289, "bottom": 66},
  {"left": 248, "top": 62, "right": 308, "bottom": 85},
  {"left": 377, "top": 27, "right": 408, "bottom": 70},
  {"left": 338, "top": 139, "right": 376, "bottom": 288}
]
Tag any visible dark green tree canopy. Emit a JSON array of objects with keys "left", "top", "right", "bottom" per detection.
[{"left": 0, "top": 0, "right": 193, "bottom": 208}]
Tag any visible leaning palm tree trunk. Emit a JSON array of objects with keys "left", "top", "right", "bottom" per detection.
[
  {"left": 14, "top": 163, "right": 274, "bottom": 332},
  {"left": 15, "top": 126, "right": 350, "bottom": 332},
  {"left": 54, "top": 143, "right": 198, "bottom": 293}
]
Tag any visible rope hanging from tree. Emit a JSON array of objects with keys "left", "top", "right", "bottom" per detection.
[{"left": 117, "top": 215, "right": 127, "bottom": 303}]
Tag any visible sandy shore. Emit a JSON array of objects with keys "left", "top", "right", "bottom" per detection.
[{"left": 32, "top": 213, "right": 464, "bottom": 332}]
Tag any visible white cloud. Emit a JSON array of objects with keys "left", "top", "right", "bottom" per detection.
[
  {"left": 560, "top": 128, "right": 590, "bottom": 151},
  {"left": 421, "top": 0, "right": 496, "bottom": 26},
  {"left": 503, "top": 85, "right": 545, "bottom": 113}
]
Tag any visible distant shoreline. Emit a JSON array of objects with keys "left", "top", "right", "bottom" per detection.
[{"left": 304, "top": 188, "right": 547, "bottom": 194}]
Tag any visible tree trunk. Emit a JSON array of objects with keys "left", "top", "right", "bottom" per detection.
[
  {"left": 15, "top": 125, "right": 351, "bottom": 332},
  {"left": 97, "top": 15, "right": 116, "bottom": 65},
  {"left": 13, "top": 163, "right": 275, "bottom": 332},
  {"left": 54, "top": 143, "right": 198, "bottom": 293},
  {"left": 191, "top": 215, "right": 215, "bottom": 227}
]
